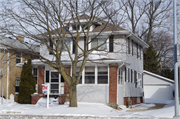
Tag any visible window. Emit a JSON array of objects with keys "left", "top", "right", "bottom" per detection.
[
  {"left": 118, "top": 67, "right": 124, "bottom": 84},
  {"left": 72, "top": 25, "right": 80, "bottom": 30},
  {"left": 76, "top": 67, "right": 82, "bottom": 84},
  {"left": 16, "top": 52, "right": 21, "bottom": 64},
  {"left": 98, "top": 66, "right": 108, "bottom": 84},
  {"left": 137, "top": 73, "right": 142, "bottom": 88},
  {"left": 82, "top": 24, "right": 88, "bottom": 30},
  {"left": 57, "top": 39, "right": 71, "bottom": 51},
  {"left": 137, "top": 97, "right": 140, "bottom": 103},
  {"left": 15, "top": 78, "right": 20, "bottom": 93},
  {"left": 85, "top": 67, "right": 95, "bottom": 84},
  {"left": 33, "top": 68, "right": 38, "bottom": 92},
  {"left": 92, "top": 38, "right": 107, "bottom": 50}
]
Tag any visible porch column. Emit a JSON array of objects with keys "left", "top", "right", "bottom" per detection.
[
  {"left": 64, "top": 66, "right": 71, "bottom": 94},
  {"left": 109, "top": 64, "right": 118, "bottom": 104},
  {"left": 38, "top": 66, "right": 45, "bottom": 94}
]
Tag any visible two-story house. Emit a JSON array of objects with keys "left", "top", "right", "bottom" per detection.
[
  {"left": 0, "top": 36, "right": 39, "bottom": 102},
  {"left": 27, "top": 14, "right": 148, "bottom": 106}
]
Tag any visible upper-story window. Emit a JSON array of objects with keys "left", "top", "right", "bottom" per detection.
[
  {"left": 82, "top": 24, "right": 89, "bottom": 30},
  {"left": 56, "top": 39, "right": 71, "bottom": 51},
  {"left": 16, "top": 51, "right": 21, "bottom": 64},
  {"left": 72, "top": 25, "right": 80, "bottom": 30},
  {"left": 91, "top": 38, "right": 107, "bottom": 50}
]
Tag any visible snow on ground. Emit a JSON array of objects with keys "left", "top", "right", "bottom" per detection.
[{"left": 0, "top": 97, "right": 178, "bottom": 118}]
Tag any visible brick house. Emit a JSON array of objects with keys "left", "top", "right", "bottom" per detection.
[
  {"left": 20, "top": 14, "right": 148, "bottom": 106},
  {"left": 0, "top": 36, "right": 39, "bottom": 102}
]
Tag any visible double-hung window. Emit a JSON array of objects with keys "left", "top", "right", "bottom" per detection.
[
  {"left": 98, "top": 66, "right": 108, "bottom": 84},
  {"left": 16, "top": 52, "right": 21, "bottom": 64},
  {"left": 72, "top": 25, "right": 80, "bottom": 30},
  {"left": 33, "top": 68, "right": 38, "bottom": 92},
  {"left": 82, "top": 24, "right": 88, "bottom": 30},
  {"left": 85, "top": 67, "right": 95, "bottom": 84},
  {"left": 118, "top": 67, "right": 124, "bottom": 84},
  {"left": 15, "top": 78, "right": 20, "bottom": 93},
  {"left": 92, "top": 38, "right": 107, "bottom": 50},
  {"left": 57, "top": 39, "right": 71, "bottom": 51}
]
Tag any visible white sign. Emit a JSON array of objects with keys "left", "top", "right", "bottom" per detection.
[{"left": 42, "top": 86, "right": 48, "bottom": 94}]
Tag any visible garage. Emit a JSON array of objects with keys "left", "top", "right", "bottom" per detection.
[
  {"left": 143, "top": 70, "right": 174, "bottom": 100},
  {"left": 144, "top": 85, "right": 172, "bottom": 100}
]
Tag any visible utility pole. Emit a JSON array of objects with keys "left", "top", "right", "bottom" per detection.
[{"left": 173, "top": 0, "right": 179, "bottom": 117}]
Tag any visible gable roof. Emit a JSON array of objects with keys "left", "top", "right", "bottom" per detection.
[{"left": 143, "top": 70, "right": 174, "bottom": 83}]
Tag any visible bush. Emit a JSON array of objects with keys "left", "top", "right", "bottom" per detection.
[{"left": 18, "top": 59, "right": 36, "bottom": 104}]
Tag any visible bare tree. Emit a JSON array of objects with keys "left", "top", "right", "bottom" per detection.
[
  {"left": 120, "top": 0, "right": 172, "bottom": 43},
  {"left": 0, "top": 0, "right": 122, "bottom": 107}
]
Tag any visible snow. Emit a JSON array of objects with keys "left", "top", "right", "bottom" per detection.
[{"left": 0, "top": 97, "right": 178, "bottom": 118}]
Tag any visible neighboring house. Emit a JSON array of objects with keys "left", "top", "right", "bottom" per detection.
[
  {"left": 18, "top": 14, "right": 148, "bottom": 106},
  {"left": 143, "top": 70, "right": 174, "bottom": 100},
  {"left": 0, "top": 36, "right": 39, "bottom": 102}
]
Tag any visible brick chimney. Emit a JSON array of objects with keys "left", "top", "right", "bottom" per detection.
[{"left": 16, "top": 36, "right": 24, "bottom": 41}]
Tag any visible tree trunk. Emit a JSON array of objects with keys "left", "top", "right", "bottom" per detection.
[{"left": 69, "top": 85, "right": 77, "bottom": 107}]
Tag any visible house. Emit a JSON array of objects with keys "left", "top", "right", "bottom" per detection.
[
  {"left": 17, "top": 14, "right": 148, "bottom": 106},
  {"left": 0, "top": 36, "right": 39, "bottom": 102},
  {"left": 143, "top": 70, "right": 174, "bottom": 100}
]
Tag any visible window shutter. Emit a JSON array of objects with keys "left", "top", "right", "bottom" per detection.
[
  {"left": 134, "top": 71, "right": 137, "bottom": 88},
  {"left": 131, "top": 69, "right": 133, "bottom": 83},
  {"left": 84, "top": 36, "right": 88, "bottom": 51},
  {"left": 73, "top": 38, "right": 76, "bottom": 54},
  {"left": 109, "top": 35, "right": 114, "bottom": 52},
  {"left": 128, "top": 68, "right": 130, "bottom": 82},
  {"left": 125, "top": 67, "right": 126, "bottom": 82},
  {"left": 49, "top": 39, "right": 53, "bottom": 55},
  {"left": 46, "top": 71, "right": 49, "bottom": 83},
  {"left": 142, "top": 73, "right": 143, "bottom": 88}
]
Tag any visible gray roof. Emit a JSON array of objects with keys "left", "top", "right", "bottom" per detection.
[{"left": 0, "top": 36, "right": 39, "bottom": 52}]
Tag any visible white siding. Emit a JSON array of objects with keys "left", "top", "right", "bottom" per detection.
[{"left": 77, "top": 84, "right": 109, "bottom": 103}]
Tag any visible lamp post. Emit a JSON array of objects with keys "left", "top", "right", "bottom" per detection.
[{"left": 173, "top": 0, "right": 179, "bottom": 117}]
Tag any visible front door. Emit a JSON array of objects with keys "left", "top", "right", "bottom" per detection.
[
  {"left": 50, "top": 71, "right": 64, "bottom": 94},
  {"left": 50, "top": 71, "right": 59, "bottom": 94}
]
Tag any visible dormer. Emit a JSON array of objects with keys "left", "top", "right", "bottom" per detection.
[{"left": 64, "top": 14, "right": 103, "bottom": 32}]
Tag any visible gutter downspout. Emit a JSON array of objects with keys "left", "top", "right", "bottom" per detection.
[
  {"left": 117, "top": 62, "right": 124, "bottom": 105},
  {"left": 2, "top": 48, "right": 5, "bottom": 105},
  {"left": 6, "top": 51, "right": 9, "bottom": 99}
]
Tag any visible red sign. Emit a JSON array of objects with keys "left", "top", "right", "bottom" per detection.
[{"left": 42, "top": 86, "right": 48, "bottom": 94}]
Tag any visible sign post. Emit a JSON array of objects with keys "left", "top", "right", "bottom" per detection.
[{"left": 42, "top": 83, "right": 50, "bottom": 108}]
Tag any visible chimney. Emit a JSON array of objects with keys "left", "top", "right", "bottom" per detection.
[{"left": 16, "top": 36, "right": 24, "bottom": 41}]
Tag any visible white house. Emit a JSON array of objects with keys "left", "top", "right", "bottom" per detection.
[
  {"left": 22, "top": 14, "right": 148, "bottom": 106},
  {"left": 143, "top": 70, "right": 174, "bottom": 100}
]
